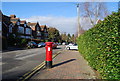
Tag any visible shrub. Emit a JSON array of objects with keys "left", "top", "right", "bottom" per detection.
[
  {"left": 7, "top": 34, "right": 15, "bottom": 46},
  {"left": 21, "top": 38, "right": 27, "bottom": 45},
  {"left": 15, "top": 38, "right": 27, "bottom": 47},
  {"left": 77, "top": 12, "right": 120, "bottom": 79}
]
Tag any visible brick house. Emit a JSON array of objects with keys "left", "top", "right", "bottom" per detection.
[
  {"left": 19, "top": 20, "right": 32, "bottom": 39},
  {"left": 27, "top": 22, "right": 41, "bottom": 41},
  {"left": 10, "top": 15, "right": 32, "bottom": 40},
  {"left": 20, "top": 21, "right": 32, "bottom": 39},
  {"left": 1, "top": 12, "right": 50, "bottom": 48},
  {"left": 1, "top": 12, "right": 12, "bottom": 49},
  {"left": 40, "top": 25, "right": 48, "bottom": 40},
  {"left": 10, "top": 15, "right": 21, "bottom": 38},
  {"left": 2, "top": 14, "right": 11, "bottom": 38}
]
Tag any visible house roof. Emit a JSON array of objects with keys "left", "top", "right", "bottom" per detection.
[
  {"left": 11, "top": 21, "right": 17, "bottom": 24},
  {"left": 10, "top": 15, "right": 16, "bottom": 18},
  {"left": 40, "top": 25, "right": 47, "bottom": 31},
  {"left": 31, "top": 27, "right": 35, "bottom": 30},
  {"left": 40, "top": 25, "right": 46, "bottom": 28},
  {"left": 11, "top": 18, "right": 20, "bottom": 22},
  {"left": 27, "top": 22, "right": 37, "bottom": 31},
  {"left": 20, "top": 21, "right": 26, "bottom": 24},
  {"left": 10, "top": 17, "right": 20, "bottom": 25},
  {"left": 11, "top": 18, "right": 19, "bottom": 20},
  {"left": 27, "top": 22, "right": 37, "bottom": 27},
  {"left": 10, "top": 21, "right": 17, "bottom": 25}
]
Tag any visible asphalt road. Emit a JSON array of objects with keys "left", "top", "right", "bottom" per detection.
[{"left": 2, "top": 45, "right": 65, "bottom": 80}]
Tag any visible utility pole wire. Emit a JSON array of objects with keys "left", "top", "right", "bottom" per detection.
[{"left": 77, "top": 3, "right": 82, "bottom": 37}]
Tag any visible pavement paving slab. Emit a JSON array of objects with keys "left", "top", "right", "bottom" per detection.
[{"left": 30, "top": 50, "right": 97, "bottom": 79}]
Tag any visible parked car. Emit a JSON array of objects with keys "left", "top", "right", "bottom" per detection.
[
  {"left": 62, "top": 42, "right": 66, "bottom": 45},
  {"left": 38, "top": 42, "right": 46, "bottom": 47},
  {"left": 58, "top": 43, "right": 62, "bottom": 45},
  {"left": 52, "top": 43, "right": 57, "bottom": 49},
  {"left": 66, "top": 43, "right": 73, "bottom": 49},
  {"left": 27, "top": 41, "right": 38, "bottom": 48},
  {"left": 66, "top": 44, "right": 78, "bottom": 50}
]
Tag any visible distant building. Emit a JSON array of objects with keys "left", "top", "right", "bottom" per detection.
[
  {"left": 1, "top": 12, "right": 12, "bottom": 49},
  {"left": 1, "top": 12, "right": 50, "bottom": 48},
  {"left": 27, "top": 22, "right": 41, "bottom": 41},
  {"left": 19, "top": 20, "right": 32, "bottom": 39},
  {"left": 10, "top": 15, "right": 33, "bottom": 40},
  {"left": 40, "top": 25, "right": 48, "bottom": 40},
  {"left": 10, "top": 15, "right": 21, "bottom": 38}
]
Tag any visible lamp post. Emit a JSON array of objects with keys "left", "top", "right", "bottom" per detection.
[{"left": 77, "top": 3, "right": 82, "bottom": 37}]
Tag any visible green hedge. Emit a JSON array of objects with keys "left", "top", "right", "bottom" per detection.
[{"left": 77, "top": 12, "right": 120, "bottom": 79}]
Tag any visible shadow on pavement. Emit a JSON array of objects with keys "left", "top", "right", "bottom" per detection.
[
  {"left": 53, "top": 47, "right": 62, "bottom": 49},
  {"left": 52, "top": 59, "right": 76, "bottom": 68}
]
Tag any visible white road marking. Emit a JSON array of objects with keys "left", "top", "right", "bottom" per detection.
[
  {"left": 15, "top": 53, "right": 39, "bottom": 60},
  {"left": 15, "top": 51, "right": 45, "bottom": 60}
]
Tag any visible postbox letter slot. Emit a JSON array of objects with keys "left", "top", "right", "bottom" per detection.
[{"left": 48, "top": 47, "right": 50, "bottom": 51}]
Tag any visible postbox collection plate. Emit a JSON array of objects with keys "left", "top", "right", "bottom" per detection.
[{"left": 48, "top": 47, "right": 50, "bottom": 51}]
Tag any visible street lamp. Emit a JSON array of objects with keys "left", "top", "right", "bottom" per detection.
[{"left": 77, "top": 3, "right": 82, "bottom": 37}]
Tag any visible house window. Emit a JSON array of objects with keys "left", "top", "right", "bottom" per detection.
[
  {"left": 18, "top": 26, "right": 24, "bottom": 34},
  {"left": 9, "top": 27, "right": 12, "bottom": 33},
  {"left": 37, "top": 37, "right": 41, "bottom": 39},
  {"left": 44, "top": 29, "right": 46, "bottom": 32},
  {"left": 37, "top": 31, "right": 41, "bottom": 36},
  {"left": 37, "top": 26, "right": 39, "bottom": 31},
  {"left": 20, "top": 36, "right": 25, "bottom": 38},
  {"left": 9, "top": 24, "right": 13, "bottom": 33},
  {"left": 26, "top": 28, "right": 31, "bottom": 34},
  {"left": 24, "top": 24, "right": 26, "bottom": 27},
  {"left": 26, "top": 36, "right": 31, "bottom": 39},
  {"left": 17, "top": 22, "right": 20, "bottom": 25}
]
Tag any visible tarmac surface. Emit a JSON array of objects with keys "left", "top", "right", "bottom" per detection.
[
  {"left": 2, "top": 46, "right": 64, "bottom": 80},
  {"left": 30, "top": 50, "right": 97, "bottom": 79}
]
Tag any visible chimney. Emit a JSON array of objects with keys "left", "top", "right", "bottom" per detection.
[{"left": 10, "top": 15, "right": 16, "bottom": 18}]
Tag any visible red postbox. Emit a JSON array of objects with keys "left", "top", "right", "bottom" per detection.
[{"left": 45, "top": 42, "right": 53, "bottom": 68}]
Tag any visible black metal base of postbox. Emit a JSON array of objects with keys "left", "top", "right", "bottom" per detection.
[{"left": 46, "top": 61, "right": 52, "bottom": 68}]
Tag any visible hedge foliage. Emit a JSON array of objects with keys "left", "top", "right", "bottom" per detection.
[{"left": 77, "top": 12, "right": 120, "bottom": 79}]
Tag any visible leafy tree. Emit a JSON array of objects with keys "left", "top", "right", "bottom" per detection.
[
  {"left": 71, "top": 34, "right": 75, "bottom": 43},
  {"left": 48, "top": 27, "right": 61, "bottom": 42},
  {"left": 21, "top": 38, "right": 27, "bottom": 46},
  {"left": 67, "top": 33, "right": 71, "bottom": 43},
  {"left": 61, "top": 32, "right": 67, "bottom": 42}
]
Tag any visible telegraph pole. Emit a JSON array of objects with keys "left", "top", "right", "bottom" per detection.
[{"left": 77, "top": 3, "right": 81, "bottom": 37}]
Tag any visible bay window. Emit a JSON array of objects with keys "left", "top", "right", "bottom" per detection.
[
  {"left": 26, "top": 28, "right": 31, "bottom": 34},
  {"left": 18, "top": 26, "right": 24, "bottom": 34}
]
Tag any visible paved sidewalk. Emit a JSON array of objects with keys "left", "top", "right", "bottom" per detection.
[{"left": 31, "top": 50, "right": 97, "bottom": 79}]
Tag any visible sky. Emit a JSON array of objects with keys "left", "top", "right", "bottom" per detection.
[{"left": 1, "top": 2, "right": 119, "bottom": 35}]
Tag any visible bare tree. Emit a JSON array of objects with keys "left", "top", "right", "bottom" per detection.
[{"left": 81, "top": 2, "right": 109, "bottom": 26}]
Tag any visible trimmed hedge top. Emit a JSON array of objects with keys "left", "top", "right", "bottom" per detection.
[{"left": 77, "top": 12, "right": 120, "bottom": 79}]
